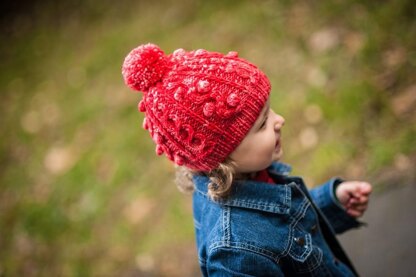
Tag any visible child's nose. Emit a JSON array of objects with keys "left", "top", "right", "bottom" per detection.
[{"left": 271, "top": 111, "right": 285, "bottom": 130}]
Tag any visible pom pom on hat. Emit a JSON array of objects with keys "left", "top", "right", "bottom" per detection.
[{"left": 122, "top": 43, "right": 169, "bottom": 92}]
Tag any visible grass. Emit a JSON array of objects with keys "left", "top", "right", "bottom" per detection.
[{"left": 0, "top": 0, "right": 415, "bottom": 276}]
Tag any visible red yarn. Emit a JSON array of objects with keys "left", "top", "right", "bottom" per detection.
[
  {"left": 122, "top": 43, "right": 271, "bottom": 171},
  {"left": 122, "top": 43, "right": 170, "bottom": 92}
]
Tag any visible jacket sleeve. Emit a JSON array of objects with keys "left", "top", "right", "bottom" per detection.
[
  {"left": 207, "top": 247, "right": 284, "bottom": 277},
  {"left": 309, "top": 178, "right": 361, "bottom": 234}
]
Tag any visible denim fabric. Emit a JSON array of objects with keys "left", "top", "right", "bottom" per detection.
[{"left": 193, "top": 162, "right": 360, "bottom": 276}]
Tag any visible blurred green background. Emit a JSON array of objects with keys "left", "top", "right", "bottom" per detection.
[{"left": 0, "top": 0, "right": 415, "bottom": 276}]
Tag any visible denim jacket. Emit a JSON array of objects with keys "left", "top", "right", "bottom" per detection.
[{"left": 192, "top": 162, "right": 361, "bottom": 276}]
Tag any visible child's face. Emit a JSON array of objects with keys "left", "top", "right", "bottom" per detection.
[{"left": 230, "top": 99, "right": 285, "bottom": 173}]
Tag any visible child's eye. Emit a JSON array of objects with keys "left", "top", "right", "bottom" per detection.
[{"left": 259, "top": 117, "right": 268, "bottom": 129}]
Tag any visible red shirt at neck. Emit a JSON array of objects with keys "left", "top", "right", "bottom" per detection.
[{"left": 252, "top": 169, "right": 276, "bottom": 184}]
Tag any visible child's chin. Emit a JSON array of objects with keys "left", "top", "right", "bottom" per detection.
[{"left": 273, "top": 151, "right": 283, "bottom": 161}]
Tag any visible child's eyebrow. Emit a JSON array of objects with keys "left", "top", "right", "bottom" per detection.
[{"left": 261, "top": 104, "right": 270, "bottom": 119}]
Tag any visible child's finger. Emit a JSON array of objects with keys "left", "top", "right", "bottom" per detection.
[
  {"left": 346, "top": 181, "right": 372, "bottom": 197},
  {"left": 358, "top": 182, "right": 372, "bottom": 195},
  {"left": 349, "top": 195, "right": 369, "bottom": 205},
  {"left": 346, "top": 198, "right": 356, "bottom": 208},
  {"left": 348, "top": 199, "right": 369, "bottom": 212},
  {"left": 348, "top": 198, "right": 359, "bottom": 205},
  {"left": 347, "top": 199, "right": 368, "bottom": 211},
  {"left": 346, "top": 208, "right": 363, "bottom": 218},
  {"left": 358, "top": 195, "right": 369, "bottom": 204},
  {"left": 350, "top": 203, "right": 368, "bottom": 212}
]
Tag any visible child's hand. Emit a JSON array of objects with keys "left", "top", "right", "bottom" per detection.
[{"left": 335, "top": 181, "right": 372, "bottom": 218}]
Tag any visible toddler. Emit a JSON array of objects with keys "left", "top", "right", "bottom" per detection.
[{"left": 122, "top": 43, "right": 371, "bottom": 276}]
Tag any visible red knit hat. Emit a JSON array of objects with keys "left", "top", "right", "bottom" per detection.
[{"left": 122, "top": 43, "right": 271, "bottom": 171}]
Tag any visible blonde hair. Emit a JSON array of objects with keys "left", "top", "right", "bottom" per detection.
[{"left": 175, "top": 158, "right": 237, "bottom": 200}]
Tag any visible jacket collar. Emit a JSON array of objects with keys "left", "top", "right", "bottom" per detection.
[
  {"left": 267, "top": 162, "right": 292, "bottom": 176},
  {"left": 193, "top": 162, "right": 293, "bottom": 214}
]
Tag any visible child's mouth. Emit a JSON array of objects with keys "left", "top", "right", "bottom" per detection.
[{"left": 275, "top": 137, "right": 281, "bottom": 150}]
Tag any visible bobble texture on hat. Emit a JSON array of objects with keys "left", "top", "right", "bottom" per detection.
[{"left": 122, "top": 43, "right": 271, "bottom": 171}]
